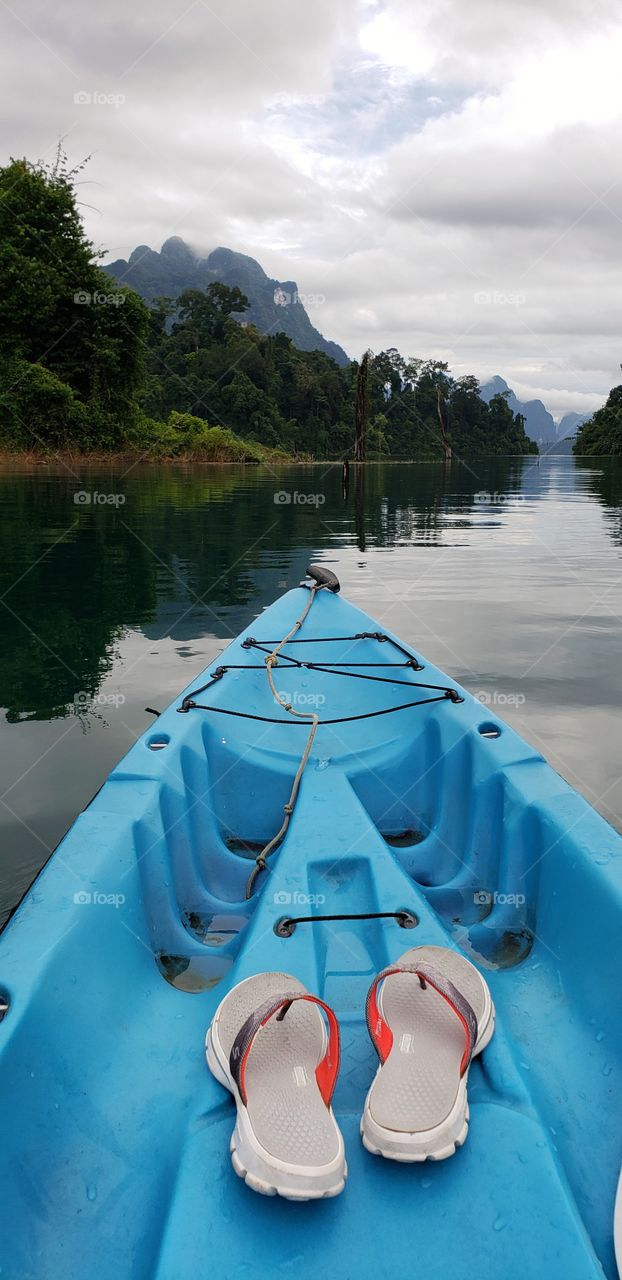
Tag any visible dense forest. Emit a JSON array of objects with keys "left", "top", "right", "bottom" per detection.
[
  {"left": 574, "top": 386, "right": 622, "bottom": 455},
  {"left": 0, "top": 155, "right": 538, "bottom": 460}
]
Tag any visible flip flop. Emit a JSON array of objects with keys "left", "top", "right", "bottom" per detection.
[
  {"left": 206, "top": 971, "right": 346, "bottom": 1199},
  {"left": 361, "top": 944, "right": 495, "bottom": 1162}
]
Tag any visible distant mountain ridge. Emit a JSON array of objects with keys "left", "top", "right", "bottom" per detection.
[
  {"left": 104, "top": 238, "right": 349, "bottom": 366},
  {"left": 480, "top": 376, "right": 592, "bottom": 447}
]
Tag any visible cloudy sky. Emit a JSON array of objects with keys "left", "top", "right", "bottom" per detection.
[{"left": 2, "top": 0, "right": 621, "bottom": 418}]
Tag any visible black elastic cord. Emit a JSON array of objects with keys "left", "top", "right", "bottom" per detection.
[
  {"left": 177, "top": 632, "right": 464, "bottom": 715},
  {"left": 189, "top": 658, "right": 454, "bottom": 694},
  {"left": 275, "top": 909, "right": 418, "bottom": 937},
  {"left": 180, "top": 693, "right": 451, "bottom": 723},
  {"left": 243, "top": 632, "right": 423, "bottom": 670}
]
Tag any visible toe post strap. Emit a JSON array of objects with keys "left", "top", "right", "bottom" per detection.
[
  {"left": 229, "top": 992, "right": 340, "bottom": 1107},
  {"left": 366, "top": 961, "right": 479, "bottom": 1076}
]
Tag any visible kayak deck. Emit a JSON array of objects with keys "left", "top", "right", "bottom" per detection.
[{"left": 1, "top": 583, "right": 620, "bottom": 1278}]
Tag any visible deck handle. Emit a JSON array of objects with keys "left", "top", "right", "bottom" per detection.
[{"left": 305, "top": 564, "right": 340, "bottom": 593}]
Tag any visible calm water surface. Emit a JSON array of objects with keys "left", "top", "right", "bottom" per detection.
[{"left": 1, "top": 455, "right": 621, "bottom": 926}]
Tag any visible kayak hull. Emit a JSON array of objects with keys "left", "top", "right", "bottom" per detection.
[{"left": 1, "top": 582, "right": 620, "bottom": 1279}]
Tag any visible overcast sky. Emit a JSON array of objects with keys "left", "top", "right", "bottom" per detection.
[{"left": 2, "top": 0, "right": 621, "bottom": 419}]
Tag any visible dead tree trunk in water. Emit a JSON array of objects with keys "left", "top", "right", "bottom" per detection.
[
  {"left": 354, "top": 351, "right": 370, "bottom": 462},
  {"left": 436, "top": 384, "right": 452, "bottom": 461}
]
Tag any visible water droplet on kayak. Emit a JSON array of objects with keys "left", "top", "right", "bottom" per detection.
[
  {"left": 493, "top": 1216, "right": 507, "bottom": 1232},
  {"left": 316, "top": 758, "right": 330, "bottom": 770},
  {"left": 595, "top": 1031, "right": 604, "bottom": 1042},
  {"left": 519, "top": 1061, "right": 530, "bottom": 1071},
  {"left": 602, "top": 1063, "right": 612, "bottom": 1077},
  {"left": 593, "top": 853, "right": 610, "bottom": 865},
  {"left": 536, "top": 1140, "right": 546, "bottom": 1148},
  {"left": 86, "top": 1185, "right": 97, "bottom": 1202},
  {"left": 421, "top": 1177, "right": 432, "bottom": 1189}
]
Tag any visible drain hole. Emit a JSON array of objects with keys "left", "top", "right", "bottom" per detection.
[
  {"left": 383, "top": 828, "right": 426, "bottom": 848},
  {"left": 478, "top": 722, "right": 502, "bottom": 739},
  {"left": 148, "top": 734, "right": 170, "bottom": 751},
  {"left": 183, "top": 911, "right": 249, "bottom": 946},
  {"left": 156, "top": 953, "right": 232, "bottom": 991}
]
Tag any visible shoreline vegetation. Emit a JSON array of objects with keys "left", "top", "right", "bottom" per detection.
[
  {"left": 0, "top": 448, "right": 551, "bottom": 467},
  {"left": 1, "top": 152, "right": 618, "bottom": 459}
]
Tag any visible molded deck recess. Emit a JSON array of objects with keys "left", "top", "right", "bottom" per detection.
[
  {"left": 0, "top": 992, "right": 9, "bottom": 1023},
  {"left": 148, "top": 734, "right": 170, "bottom": 750},
  {"left": 478, "top": 722, "right": 502, "bottom": 739}
]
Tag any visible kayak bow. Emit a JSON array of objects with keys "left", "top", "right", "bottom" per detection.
[{"left": 1, "top": 566, "right": 620, "bottom": 1279}]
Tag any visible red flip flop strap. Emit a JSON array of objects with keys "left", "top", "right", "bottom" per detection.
[
  {"left": 229, "top": 991, "right": 340, "bottom": 1107},
  {"left": 365, "top": 962, "right": 478, "bottom": 1075}
]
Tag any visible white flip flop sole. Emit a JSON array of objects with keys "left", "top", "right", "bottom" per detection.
[
  {"left": 206, "top": 972, "right": 346, "bottom": 1200},
  {"left": 361, "top": 945, "right": 495, "bottom": 1162}
]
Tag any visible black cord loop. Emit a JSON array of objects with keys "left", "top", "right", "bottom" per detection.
[{"left": 274, "top": 909, "right": 419, "bottom": 938}]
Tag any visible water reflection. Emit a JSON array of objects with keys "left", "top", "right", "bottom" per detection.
[{"left": 575, "top": 458, "right": 622, "bottom": 547}]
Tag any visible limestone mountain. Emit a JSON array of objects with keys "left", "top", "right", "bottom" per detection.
[
  {"left": 557, "top": 410, "right": 591, "bottom": 439},
  {"left": 103, "top": 238, "right": 349, "bottom": 366},
  {"left": 480, "top": 375, "right": 556, "bottom": 445}
]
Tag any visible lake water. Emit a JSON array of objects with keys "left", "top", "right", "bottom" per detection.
[{"left": 1, "top": 454, "right": 620, "bottom": 927}]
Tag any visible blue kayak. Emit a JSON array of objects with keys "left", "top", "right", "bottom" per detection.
[{"left": 1, "top": 566, "right": 621, "bottom": 1278}]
